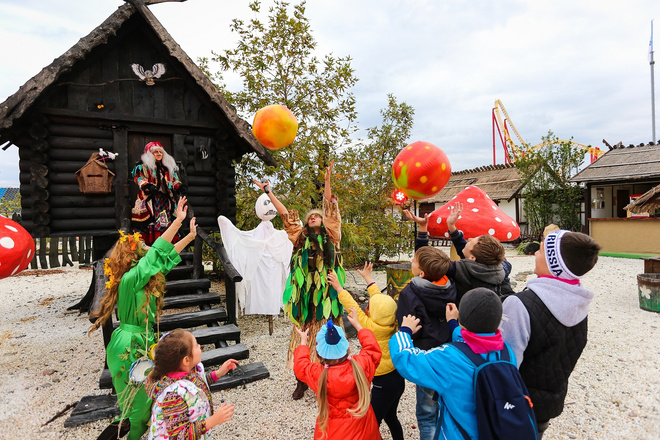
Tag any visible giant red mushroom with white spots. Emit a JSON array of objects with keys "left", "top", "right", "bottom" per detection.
[
  {"left": 427, "top": 185, "right": 521, "bottom": 241},
  {"left": 0, "top": 215, "right": 35, "bottom": 279}
]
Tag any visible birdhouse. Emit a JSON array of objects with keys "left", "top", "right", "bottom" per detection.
[{"left": 76, "top": 153, "right": 115, "bottom": 195}]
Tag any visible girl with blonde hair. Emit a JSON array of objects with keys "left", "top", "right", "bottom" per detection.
[
  {"left": 90, "top": 197, "right": 197, "bottom": 440},
  {"left": 294, "top": 308, "right": 382, "bottom": 440}
]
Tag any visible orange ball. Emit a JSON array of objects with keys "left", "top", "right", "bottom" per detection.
[{"left": 252, "top": 104, "right": 298, "bottom": 150}]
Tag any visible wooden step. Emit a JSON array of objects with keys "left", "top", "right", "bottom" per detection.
[
  {"left": 201, "top": 343, "right": 249, "bottom": 367},
  {"left": 192, "top": 324, "right": 241, "bottom": 345},
  {"left": 210, "top": 361, "right": 270, "bottom": 391},
  {"left": 64, "top": 393, "right": 120, "bottom": 427},
  {"left": 159, "top": 308, "right": 227, "bottom": 331},
  {"left": 163, "top": 292, "right": 222, "bottom": 309},
  {"left": 166, "top": 264, "right": 194, "bottom": 280},
  {"left": 164, "top": 278, "right": 211, "bottom": 295}
]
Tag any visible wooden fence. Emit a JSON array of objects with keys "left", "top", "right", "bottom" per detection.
[{"left": 30, "top": 236, "right": 94, "bottom": 270}]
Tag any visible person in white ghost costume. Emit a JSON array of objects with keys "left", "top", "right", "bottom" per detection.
[{"left": 217, "top": 193, "right": 293, "bottom": 316}]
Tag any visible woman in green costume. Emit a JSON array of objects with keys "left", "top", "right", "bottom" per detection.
[
  {"left": 253, "top": 161, "right": 345, "bottom": 400},
  {"left": 90, "top": 197, "right": 197, "bottom": 440}
]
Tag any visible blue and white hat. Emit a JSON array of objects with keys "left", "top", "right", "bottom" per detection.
[
  {"left": 315, "top": 319, "right": 349, "bottom": 360},
  {"left": 544, "top": 230, "right": 581, "bottom": 280}
]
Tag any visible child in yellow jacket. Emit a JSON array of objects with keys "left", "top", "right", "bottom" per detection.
[{"left": 328, "top": 263, "right": 403, "bottom": 440}]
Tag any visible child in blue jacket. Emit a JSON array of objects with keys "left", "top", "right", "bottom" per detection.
[{"left": 390, "top": 287, "right": 517, "bottom": 440}]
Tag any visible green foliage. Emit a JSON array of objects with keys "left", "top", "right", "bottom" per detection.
[
  {"left": 0, "top": 193, "right": 21, "bottom": 218},
  {"left": 515, "top": 132, "right": 585, "bottom": 239},
  {"left": 199, "top": 2, "right": 417, "bottom": 265},
  {"left": 333, "top": 94, "right": 415, "bottom": 266},
  {"left": 199, "top": 0, "right": 358, "bottom": 231}
]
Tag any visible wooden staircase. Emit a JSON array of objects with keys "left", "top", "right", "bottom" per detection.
[{"left": 65, "top": 234, "right": 269, "bottom": 428}]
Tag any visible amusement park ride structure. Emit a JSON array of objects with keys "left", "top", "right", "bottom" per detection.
[{"left": 492, "top": 99, "right": 604, "bottom": 165}]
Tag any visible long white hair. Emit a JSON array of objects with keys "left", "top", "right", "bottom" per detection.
[{"left": 141, "top": 147, "right": 179, "bottom": 174}]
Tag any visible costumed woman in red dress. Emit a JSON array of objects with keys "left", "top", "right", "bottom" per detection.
[{"left": 131, "top": 141, "right": 186, "bottom": 245}]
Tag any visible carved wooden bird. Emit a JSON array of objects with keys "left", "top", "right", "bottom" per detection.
[{"left": 131, "top": 63, "right": 166, "bottom": 86}]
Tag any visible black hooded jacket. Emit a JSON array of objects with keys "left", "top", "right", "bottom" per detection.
[{"left": 396, "top": 276, "right": 457, "bottom": 350}]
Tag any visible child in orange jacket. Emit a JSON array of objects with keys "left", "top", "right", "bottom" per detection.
[{"left": 293, "top": 308, "right": 382, "bottom": 440}]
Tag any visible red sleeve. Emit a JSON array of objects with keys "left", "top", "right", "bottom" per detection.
[
  {"left": 355, "top": 328, "right": 382, "bottom": 380},
  {"left": 160, "top": 391, "right": 207, "bottom": 439},
  {"left": 293, "top": 345, "right": 323, "bottom": 394}
]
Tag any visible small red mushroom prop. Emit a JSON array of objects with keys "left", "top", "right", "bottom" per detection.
[
  {"left": 0, "top": 215, "right": 35, "bottom": 279},
  {"left": 427, "top": 185, "right": 520, "bottom": 241}
]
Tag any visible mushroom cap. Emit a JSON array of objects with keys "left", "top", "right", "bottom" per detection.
[
  {"left": 427, "top": 185, "right": 521, "bottom": 242},
  {"left": 0, "top": 215, "right": 35, "bottom": 279}
]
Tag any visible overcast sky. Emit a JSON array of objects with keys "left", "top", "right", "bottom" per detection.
[{"left": 1, "top": 0, "right": 659, "bottom": 187}]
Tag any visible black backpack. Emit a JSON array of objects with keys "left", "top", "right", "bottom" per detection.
[{"left": 446, "top": 342, "right": 538, "bottom": 440}]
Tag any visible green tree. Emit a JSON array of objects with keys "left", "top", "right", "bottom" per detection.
[
  {"left": 0, "top": 193, "right": 21, "bottom": 218},
  {"left": 515, "top": 132, "right": 586, "bottom": 238},
  {"left": 333, "top": 94, "right": 415, "bottom": 265},
  {"left": 199, "top": 0, "right": 358, "bottom": 231}
]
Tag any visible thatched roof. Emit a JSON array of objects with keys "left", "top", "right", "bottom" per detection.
[
  {"left": 0, "top": 0, "right": 276, "bottom": 166},
  {"left": 624, "top": 184, "right": 660, "bottom": 214},
  {"left": 422, "top": 163, "right": 524, "bottom": 204},
  {"left": 570, "top": 142, "right": 660, "bottom": 183}
]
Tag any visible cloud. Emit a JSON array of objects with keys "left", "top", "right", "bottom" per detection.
[{"left": 1, "top": 0, "right": 659, "bottom": 188}]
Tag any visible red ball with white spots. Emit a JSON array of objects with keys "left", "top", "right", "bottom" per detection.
[
  {"left": 427, "top": 185, "right": 520, "bottom": 241},
  {"left": 0, "top": 215, "right": 35, "bottom": 279}
]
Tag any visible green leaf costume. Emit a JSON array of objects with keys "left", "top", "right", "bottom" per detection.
[
  {"left": 105, "top": 238, "right": 181, "bottom": 440},
  {"left": 281, "top": 198, "right": 344, "bottom": 367}
]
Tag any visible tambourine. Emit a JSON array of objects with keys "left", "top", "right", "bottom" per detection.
[{"left": 129, "top": 358, "right": 154, "bottom": 384}]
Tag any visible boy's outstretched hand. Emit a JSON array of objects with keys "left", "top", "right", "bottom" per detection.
[
  {"left": 446, "top": 202, "right": 463, "bottom": 233},
  {"left": 346, "top": 307, "right": 363, "bottom": 332},
  {"left": 403, "top": 209, "right": 429, "bottom": 232},
  {"left": 446, "top": 303, "right": 459, "bottom": 322},
  {"left": 356, "top": 261, "right": 374, "bottom": 285},
  {"left": 401, "top": 314, "right": 421, "bottom": 334}
]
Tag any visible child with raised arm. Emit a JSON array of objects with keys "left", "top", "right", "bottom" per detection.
[
  {"left": 405, "top": 203, "right": 513, "bottom": 305},
  {"left": 293, "top": 308, "right": 382, "bottom": 440},
  {"left": 253, "top": 161, "right": 344, "bottom": 400},
  {"left": 90, "top": 197, "right": 197, "bottom": 440},
  {"left": 145, "top": 329, "right": 238, "bottom": 439},
  {"left": 390, "top": 288, "right": 519, "bottom": 440},
  {"left": 500, "top": 230, "right": 600, "bottom": 438},
  {"left": 328, "top": 263, "right": 403, "bottom": 440}
]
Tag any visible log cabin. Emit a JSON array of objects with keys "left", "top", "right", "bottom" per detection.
[{"left": 0, "top": 0, "right": 275, "bottom": 256}]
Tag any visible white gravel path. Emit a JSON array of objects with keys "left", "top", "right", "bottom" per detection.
[{"left": 0, "top": 250, "right": 658, "bottom": 439}]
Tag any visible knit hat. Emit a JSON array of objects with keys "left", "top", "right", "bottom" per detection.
[
  {"left": 315, "top": 319, "right": 349, "bottom": 360},
  {"left": 144, "top": 141, "right": 164, "bottom": 155},
  {"left": 459, "top": 288, "right": 503, "bottom": 333},
  {"left": 543, "top": 229, "right": 581, "bottom": 280},
  {"left": 368, "top": 294, "right": 397, "bottom": 327}
]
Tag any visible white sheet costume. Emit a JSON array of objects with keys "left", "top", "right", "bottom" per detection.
[{"left": 217, "top": 194, "right": 293, "bottom": 315}]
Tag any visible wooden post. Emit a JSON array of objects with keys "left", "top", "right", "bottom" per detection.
[
  {"left": 268, "top": 315, "right": 273, "bottom": 336},
  {"left": 49, "top": 237, "right": 61, "bottom": 268},
  {"left": 192, "top": 235, "right": 203, "bottom": 280},
  {"left": 61, "top": 237, "right": 74, "bottom": 266},
  {"left": 38, "top": 237, "right": 48, "bottom": 269},
  {"left": 224, "top": 273, "right": 236, "bottom": 325}
]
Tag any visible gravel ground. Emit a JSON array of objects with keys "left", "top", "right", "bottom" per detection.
[{"left": 0, "top": 249, "right": 658, "bottom": 439}]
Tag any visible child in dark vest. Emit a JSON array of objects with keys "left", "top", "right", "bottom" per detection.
[
  {"left": 390, "top": 288, "right": 516, "bottom": 440},
  {"left": 500, "top": 230, "right": 600, "bottom": 439},
  {"left": 395, "top": 237, "right": 456, "bottom": 440}
]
